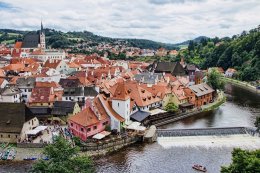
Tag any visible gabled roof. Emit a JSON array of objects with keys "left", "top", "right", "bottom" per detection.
[
  {"left": 43, "top": 60, "right": 62, "bottom": 69},
  {"left": 29, "top": 106, "right": 52, "bottom": 116},
  {"left": 188, "top": 83, "right": 214, "bottom": 97},
  {"left": 186, "top": 64, "right": 196, "bottom": 71},
  {"left": 130, "top": 111, "right": 150, "bottom": 122},
  {"left": 68, "top": 107, "right": 99, "bottom": 127},
  {"left": 0, "top": 85, "right": 21, "bottom": 96},
  {"left": 110, "top": 81, "right": 130, "bottom": 101},
  {"left": 0, "top": 103, "right": 35, "bottom": 133},
  {"left": 98, "top": 94, "right": 125, "bottom": 122},
  {"left": 29, "top": 87, "right": 54, "bottom": 103},
  {"left": 59, "top": 78, "right": 82, "bottom": 88},
  {"left": 21, "top": 32, "right": 40, "bottom": 48},
  {"left": 51, "top": 101, "right": 77, "bottom": 116},
  {"left": 16, "top": 77, "right": 36, "bottom": 88},
  {"left": 14, "top": 41, "right": 23, "bottom": 49},
  {"left": 154, "top": 62, "right": 185, "bottom": 76},
  {"left": 63, "top": 86, "right": 98, "bottom": 97}
]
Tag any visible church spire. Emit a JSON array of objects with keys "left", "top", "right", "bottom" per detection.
[{"left": 41, "top": 20, "right": 44, "bottom": 34}]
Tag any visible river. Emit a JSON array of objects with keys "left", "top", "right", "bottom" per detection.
[
  {"left": 1, "top": 84, "right": 260, "bottom": 173},
  {"left": 95, "top": 84, "right": 260, "bottom": 173}
]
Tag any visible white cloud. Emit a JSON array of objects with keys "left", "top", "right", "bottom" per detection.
[{"left": 0, "top": 0, "right": 259, "bottom": 43}]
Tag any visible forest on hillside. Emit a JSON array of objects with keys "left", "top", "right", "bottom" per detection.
[
  {"left": 0, "top": 28, "right": 177, "bottom": 50},
  {"left": 179, "top": 26, "right": 260, "bottom": 81}
]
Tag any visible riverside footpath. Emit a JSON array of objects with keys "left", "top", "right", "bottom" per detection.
[{"left": 222, "top": 77, "right": 260, "bottom": 94}]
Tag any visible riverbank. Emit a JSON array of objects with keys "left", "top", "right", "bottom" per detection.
[
  {"left": 222, "top": 77, "right": 260, "bottom": 94},
  {"left": 153, "top": 91, "right": 226, "bottom": 127}
]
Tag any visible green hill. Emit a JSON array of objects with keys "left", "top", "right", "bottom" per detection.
[
  {"left": 0, "top": 28, "right": 178, "bottom": 50},
  {"left": 179, "top": 26, "right": 260, "bottom": 81}
]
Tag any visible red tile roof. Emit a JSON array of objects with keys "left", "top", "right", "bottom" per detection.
[
  {"left": 68, "top": 107, "right": 99, "bottom": 127},
  {"left": 14, "top": 42, "right": 22, "bottom": 49},
  {"left": 43, "top": 60, "right": 61, "bottom": 69}
]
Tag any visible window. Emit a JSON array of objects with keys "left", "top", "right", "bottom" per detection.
[
  {"left": 81, "top": 128, "right": 84, "bottom": 132},
  {"left": 8, "top": 135, "right": 10, "bottom": 138},
  {"left": 15, "top": 135, "right": 18, "bottom": 138},
  {"left": 118, "top": 103, "right": 119, "bottom": 107},
  {"left": 24, "top": 89, "right": 27, "bottom": 92},
  {"left": 71, "top": 123, "right": 73, "bottom": 126},
  {"left": 87, "top": 128, "right": 91, "bottom": 132},
  {"left": 0, "top": 134, "right": 3, "bottom": 138},
  {"left": 94, "top": 126, "right": 97, "bottom": 130}
]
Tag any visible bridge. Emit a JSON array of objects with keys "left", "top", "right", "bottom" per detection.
[{"left": 156, "top": 127, "right": 258, "bottom": 137}]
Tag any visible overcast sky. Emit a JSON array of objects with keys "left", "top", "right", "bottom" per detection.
[{"left": 0, "top": 0, "right": 259, "bottom": 43}]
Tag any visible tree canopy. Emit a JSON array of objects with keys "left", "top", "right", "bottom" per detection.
[
  {"left": 221, "top": 148, "right": 260, "bottom": 173},
  {"left": 207, "top": 69, "right": 225, "bottom": 90},
  {"left": 179, "top": 26, "right": 260, "bottom": 81},
  {"left": 30, "top": 136, "right": 94, "bottom": 173},
  {"left": 165, "top": 102, "right": 178, "bottom": 112}
]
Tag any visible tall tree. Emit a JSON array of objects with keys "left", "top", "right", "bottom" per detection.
[
  {"left": 30, "top": 136, "right": 94, "bottom": 173},
  {"left": 207, "top": 69, "right": 225, "bottom": 90},
  {"left": 221, "top": 148, "right": 260, "bottom": 173}
]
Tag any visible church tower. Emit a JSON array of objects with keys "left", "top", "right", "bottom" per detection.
[{"left": 40, "top": 21, "right": 46, "bottom": 50}]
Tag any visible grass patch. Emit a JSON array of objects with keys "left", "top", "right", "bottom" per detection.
[
  {"left": 7, "top": 33, "right": 20, "bottom": 36},
  {"left": 1, "top": 39, "right": 15, "bottom": 44}
]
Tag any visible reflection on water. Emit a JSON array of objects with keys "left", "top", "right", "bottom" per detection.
[
  {"left": 161, "top": 84, "right": 260, "bottom": 129},
  {"left": 1, "top": 84, "right": 259, "bottom": 173},
  {"left": 95, "top": 84, "right": 260, "bottom": 173}
]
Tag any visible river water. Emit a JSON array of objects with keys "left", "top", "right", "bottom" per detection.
[
  {"left": 1, "top": 84, "right": 260, "bottom": 173},
  {"left": 95, "top": 84, "right": 260, "bottom": 173}
]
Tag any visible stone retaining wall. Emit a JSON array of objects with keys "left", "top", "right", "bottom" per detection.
[
  {"left": 17, "top": 143, "right": 47, "bottom": 148},
  {"left": 80, "top": 136, "right": 139, "bottom": 151}
]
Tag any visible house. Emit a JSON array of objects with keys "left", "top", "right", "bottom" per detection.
[
  {"left": 184, "top": 83, "right": 214, "bottom": 107},
  {"left": 0, "top": 57, "right": 10, "bottom": 68},
  {"left": 195, "top": 71, "right": 204, "bottom": 84},
  {"left": 108, "top": 80, "right": 162, "bottom": 114},
  {"left": 62, "top": 86, "right": 98, "bottom": 108},
  {"left": 0, "top": 78, "right": 8, "bottom": 88},
  {"left": 0, "top": 103, "right": 39, "bottom": 143},
  {"left": 134, "top": 72, "right": 164, "bottom": 85},
  {"left": 152, "top": 62, "right": 186, "bottom": 76},
  {"left": 43, "top": 59, "right": 69, "bottom": 74},
  {"left": 51, "top": 101, "right": 81, "bottom": 124},
  {"left": 168, "top": 50, "right": 178, "bottom": 56},
  {"left": 140, "top": 82, "right": 172, "bottom": 108},
  {"left": 29, "top": 106, "right": 52, "bottom": 122},
  {"left": 16, "top": 77, "right": 36, "bottom": 102},
  {"left": 185, "top": 64, "right": 196, "bottom": 84},
  {"left": 68, "top": 97, "right": 110, "bottom": 141},
  {"left": 0, "top": 85, "right": 22, "bottom": 103},
  {"left": 225, "top": 68, "right": 237, "bottom": 78},
  {"left": 28, "top": 87, "right": 61, "bottom": 107},
  {"left": 36, "top": 68, "right": 62, "bottom": 83},
  {"left": 156, "top": 48, "right": 168, "bottom": 57},
  {"left": 171, "top": 87, "right": 188, "bottom": 106}
]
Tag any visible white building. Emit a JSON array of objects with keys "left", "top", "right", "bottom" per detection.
[{"left": 0, "top": 86, "right": 22, "bottom": 103}]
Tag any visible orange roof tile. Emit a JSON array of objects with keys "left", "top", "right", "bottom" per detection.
[
  {"left": 43, "top": 60, "right": 61, "bottom": 69},
  {"left": 68, "top": 107, "right": 99, "bottom": 127},
  {"left": 35, "top": 81, "right": 61, "bottom": 88},
  {"left": 14, "top": 42, "right": 22, "bottom": 49}
]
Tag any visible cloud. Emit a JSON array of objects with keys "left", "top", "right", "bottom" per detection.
[
  {"left": 149, "top": 0, "right": 205, "bottom": 5},
  {"left": 0, "top": 0, "right": 260, "bottom": 43}
]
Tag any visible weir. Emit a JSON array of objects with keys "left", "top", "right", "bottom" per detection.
[{"left": 157, "top": 127, "right": 258, "bottom": 137}]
